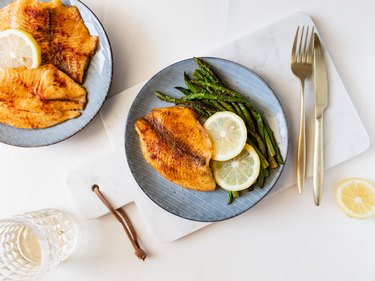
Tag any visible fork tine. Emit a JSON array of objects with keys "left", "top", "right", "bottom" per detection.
[
  {"left": 307, "top": 26, "right": 315, "bottom": 63},
  {"left": 297, "top": 26, "right": 305, "bottom": 63},
  {"left": 291, "top": 26, "right": 300, "bottom": 63},
  {"left": 302, "top": 26, "right": 309, "bottom": 63}
]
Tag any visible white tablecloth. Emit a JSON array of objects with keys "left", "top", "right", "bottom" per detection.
[{"left": 0, "top": 0, "right": 374, "bottom": 280}]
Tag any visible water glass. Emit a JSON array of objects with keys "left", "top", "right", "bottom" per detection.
[{"left": 0, "top": 209, "right": 78, "bottom": 281}]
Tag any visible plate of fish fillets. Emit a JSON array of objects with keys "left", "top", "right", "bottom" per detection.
[
  {"left": 0, "top": 0, "right": 112, "bottom": 147},
  {"left": 125, "top": 57, "right": 288, "bottom": 222}
]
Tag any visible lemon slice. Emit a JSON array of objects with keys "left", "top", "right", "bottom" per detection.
[
  {"left": 336, "top": 178, "right": 375, "bottom": 219},
  {"left": 204, "top": 111, "right": 247, "bottom": 161},
  {"left": 212, "top": 143, "right": 260, "bottom": 191},
  {"left": 0, "top": 29, "right": 41, "bottom": 69}
]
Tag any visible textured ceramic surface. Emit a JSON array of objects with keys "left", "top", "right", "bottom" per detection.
[
  {"left": 0, "top": 0, "right": 113, "bottom": 147},
  {"left": 125, "top": 57, "right": 288, "bottom": 222}
]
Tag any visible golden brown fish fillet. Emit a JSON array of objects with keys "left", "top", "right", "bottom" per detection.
[
  {"left": 0, "top": 64, "right": 86, "bottom": 128},
  {"left": 135, "top": 106, "right": 216, "bottom": 191},
  {"left": 0, "top": 105, "right": 80, "bottom": 129},
  {"left": 0, "top": 2, "right": 14, "bottom": 30},
  {"left": 0, "top": 0, "right": 98, "bottom": 84}
]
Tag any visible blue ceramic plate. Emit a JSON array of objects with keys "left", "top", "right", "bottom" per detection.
[
  {"left": 125, "top": 57, "right": 288, "bottom": 222},
  {"left": 0, "top": 0, "right": 113, "bottom": 147}
]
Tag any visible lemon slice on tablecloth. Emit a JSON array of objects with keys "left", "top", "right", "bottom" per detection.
[
  {"left": 204, "top": 111, "right": 247, "bottom": 161},
  {"left": 0, "top": 29, "right": 41, "bottom": 69},
  {"left": 212, "top": 143, "right": 260, "bottom": 191},
  {"left": 336, "top": 178, "right": 375, "bottom": 219}
]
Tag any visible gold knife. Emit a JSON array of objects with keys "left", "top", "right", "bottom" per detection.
[{"left": 313, "top": 33, "right": 328, "bottom": 206}]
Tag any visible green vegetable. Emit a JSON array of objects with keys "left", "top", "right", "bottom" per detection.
[
  {"left": 232, "top": 103, "right": 246, "bottom": 120},
  {"left": 155, "top": 91, "right": 216, "bottom": 113},
  {"left": 265, "top": 124, "right": 284, "bottom": 165},
  {"left": 182, "top": 91, "right": 247, "bottom": 103},
  {"left": 184, "top": 72, "right": 198, "bottom": 93},
  {"left": 175, "top": 86, "right": 192, "bottom": 96},
  {"left": 247, "top": 137, "right": 269, "bottom": 169},
  {"left": 232, "top": 191, "right": 240, "bottom": 198},
  {"left": 264, "top": 129, "right": 276, "bottom": 157},
  {"left": 218, "top": 101, "right": 236, "bottom": 113},
  {"left": 227, "top": 191, "right": 233, "bottom": 204},
  {"left": 239, "top": 103, "right": 255, "bottom": 132},
  {"left": 194, "top": 57, "right": 223, "bottom": 85},
  {"left": 256, "top": 168, "right": 266, "bottom": 188},
  {"left": 192, "top": 106, "right": 210, "bottom": 117},
  {"left": 190, "top": 80, "right": 245, "bottom": 99}
]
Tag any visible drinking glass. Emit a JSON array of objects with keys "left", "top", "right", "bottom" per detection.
[{"left": 0, "top": 209, "right": 78, "bottom": 281}]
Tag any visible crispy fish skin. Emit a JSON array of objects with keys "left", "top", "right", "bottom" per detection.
[
  {"left": 135, "top": 106, "right": 216, "bottom": 191},
  {"left": 0, "top": 64, "right": 86, "bottom": 129},
  {"left": 0, "top": 0, "right": 98, "bottom": 84}
]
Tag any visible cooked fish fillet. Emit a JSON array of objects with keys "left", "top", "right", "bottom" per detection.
[
  {"left": 0, "top": 2, "right": 14, "bottom": 30},
  {"left": 135, "top": 106, "right": 216, "bottom": 191},
  {"left": 0, "top": 64, "right": 86, "bottom": 128},
  {"left": 0, "top": 105, "right": 80, "bottom": 129},
  {"left": 0, "top": 0, "right": 98, "bottom": 84}
]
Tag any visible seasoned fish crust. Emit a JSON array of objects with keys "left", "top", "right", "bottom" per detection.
[
  {"left": 0, "top": 106, "right": 80, "bottom": 129},
  {"left": 135, "top": 106, "right": 216, "bottom": 191},
  {"left": 0, "top": 64, "right": 86, "bottom": 128},
  {"left": 0, "top": 0, "right": 98, "bottom": 84}
]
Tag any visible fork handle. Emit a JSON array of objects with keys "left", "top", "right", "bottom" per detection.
[
  {"left": 313, "top": 116, "right": 324, "bottom": 205},
  {"left": 297, "top": 80, "right": 306, "bottom": 194}
]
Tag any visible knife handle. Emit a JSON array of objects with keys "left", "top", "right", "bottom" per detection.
[
  {"left": 313, "top": 116, "right": 324, "bottom": 205},
  {"left": 297, "top": 80, "right": 306, "bottom": 194}
]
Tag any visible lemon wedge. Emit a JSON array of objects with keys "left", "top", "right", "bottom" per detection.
[
  {"left": 336, "top": 178, "right": 375, "bottom": 219},
  {"left": 0, "top": 29, "right": 41, "bottom": 69},
  {"left": 212, "top": 143, "right": 260, "bottom": 191},
  {"left": 204, "top": 111, "right": 247, "bottom": 161}
]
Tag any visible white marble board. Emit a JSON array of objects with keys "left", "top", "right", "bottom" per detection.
[{"left": 66, "top": 12, "right": 369, "bottom": 242}]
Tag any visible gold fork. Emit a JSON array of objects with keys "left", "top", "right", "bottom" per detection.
[{"left": 291, "top": 26, "right": 314, "bottom": 194}]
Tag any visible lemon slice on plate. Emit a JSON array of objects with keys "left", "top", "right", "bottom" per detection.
[
  {"left": 0, "top": 29, "right": 41, "bottom": 69},
  {"left": 336, "top": 178, "right": 375, "bottom": 219},
  {"left": 204, "top": 111, "right": 247, "bottom": 161},
  {"left": 212, "top": 143, "right": 260, "bottom": 191}
]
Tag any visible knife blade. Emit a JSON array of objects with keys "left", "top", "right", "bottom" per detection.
[
  {"left": 314, "top": 34, "right": 328, "bottom": 117},
  {"left": 313, "top": 33, "right": 328, "bottom": 206}
]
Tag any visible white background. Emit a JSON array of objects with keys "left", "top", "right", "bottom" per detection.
[{"left": 1, "top": 0, "right": 375, "bottom": 280}]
